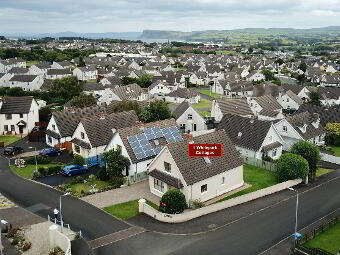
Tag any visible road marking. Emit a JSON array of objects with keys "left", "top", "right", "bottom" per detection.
[
  {"left": 25, "top": 203, "right": 51, "bottom": 213},
  {"left": 257, "top": 207, "right": 340, "bottom": 255},
  {"left": 88, "top": 226, "right": 145, "bottom": 250}
]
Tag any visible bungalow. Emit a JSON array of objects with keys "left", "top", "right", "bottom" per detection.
[
  {"left": 46, "top": 69, "right": 72, "bottom": 80},
  {"left": 100, "top": 76, "right": 122, "bottom": 87},
  {"left": 73, "top": 66, "right": 98, "bottom": 81},
  {"left": 319, "top": 87, "right": 340, "bottom": 106},
  {"left": 277, "top": 90, "right": 304, "bottom": 111},
  {"left": 217, "top": 114, "right": 284, "bottom": 160},
  {"left": 83, "top": 83, "right": 116, "bottom": 105},
  {"left": 247, "top": 95, "right": 284, "bottom": 121},
  {"left": 164, "top": 88, "right": 200, "bottom": 104},
  {"left": 105, "top": 118, "right": 182, "bottom": 176},
  {"left": 9, "top": 75, "right": 44, "bottom": 91},
  {"left": 274, "top": 112, "right": 325, "bottom": 150},
  {"left": 0, "top": 58, "right": 26, "bottom": 73},
  {"left": 246, "top": 71, "right": 265, "bottom": 82},
  {"left": 29, "top": 63, "right": 52, "bottom": 77},
  {"left": 0, "top": 96, "right": 39, "bottom": 135},
  {"left": 172, "top": 101, "right": 207, "bottom": 133},
  {"left": 147, "top": 130, "right": 244, "bottom": 203},
  {"left": 111, "top": 83, "right": 149, "bottom": 101},
  {"left": 51, "top": 61, "right": 73, "bottom": 70},
  {"left": 71, "top": 111, "right": 138, "bottom": 164},
  {"left": 148, "top": 80, "right": 176, "bottom": 96}
]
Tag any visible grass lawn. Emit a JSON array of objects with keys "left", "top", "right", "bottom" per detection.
[
  {"left": 70, "top": 180, "right": 113, "bottom": 197},
  {"left": 330, "top": 146, "right": 340, "bottom": 157},
  {"left": 10, "top": 163, "right": 63, "bottom": 179},
  {"left": 199, "top": 111, "right": 211, "bottom": 117},
  {"left": 0, "top": 136, "right": 20, "bottom": 146},
  {"left": 87, "top": 79, "right": 97, "bottom": 83},
  {"left": 199, "top": 89, "right": 221, "bottom": 99},
  {"left": 26, "top": 60, "right": 39, "bottom": 67},
  {"left": 192, "top": 98, "right": 212, "bottom": 109},
  {"left": 104, "top": 199, "right": 159, "bottom": 220},
  {"left": 219, "top": 164, "right": 278, "bottom": 202},
  {"left": 316, "top": 168, "right": 334, "bottom": 178},
  {"left": 303, "top": 222, "right": 340, "bottom": 254}
]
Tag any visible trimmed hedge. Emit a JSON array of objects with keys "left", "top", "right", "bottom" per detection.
[
  {"left": 277, "top": 153, "right": 309, "bottom": 182},
  {"left": 159, "top": 189, "right": 187, "bottom": 214}
]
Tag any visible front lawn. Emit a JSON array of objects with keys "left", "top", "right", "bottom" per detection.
[
  {"left": 219, "top": 164, "right": 278, "bottom": 202},
  {"left": 303, "top": 222, "right": 340, "bottom": 254},
  {"left": 199, "top": 89, "right": 221, "bottom": 99},
  {"left": 316, "top": 168, "right": 334, "bottom": 177},
  {"left": 199, "top": 111, "right": 211, "bottom": 117},
  {"left": 69, "top": 180, "right": 113, "bottom": 197},
  {"left": 10, "top": 163, "right": 63, "bottom": 179},
  {"left": 192, "top": 98, "right": 212, "bottom": 109},
  {"left": 0, "top": 136, "right": 20, "bottom": 146},
  {"left": 329, "top": 146, "right": 340, "bottom": 157},
  {"left": 104, "top": 199, "right": 159, "bottom": 220}
]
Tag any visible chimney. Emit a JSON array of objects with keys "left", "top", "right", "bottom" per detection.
[{"left": 136, "top": 121, "right": 144, "bottom": 130}]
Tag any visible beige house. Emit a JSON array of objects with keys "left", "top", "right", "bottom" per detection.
[{"left": 147, "top": 130, "right": 244, "bottom": 203}]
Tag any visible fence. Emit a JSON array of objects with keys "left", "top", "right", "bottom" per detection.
[
  {"left": 124, "top": 171, "right": 148, "bottom": 185},
  {"left": 242, "top": 156, "right": 277, "bottom": 172},
  {"left": 49, "top": 225, "right": 72, "bottom": 255}
]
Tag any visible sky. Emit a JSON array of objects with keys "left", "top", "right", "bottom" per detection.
[{"left": 1, "top": 0, "right": 340, "bottom": 34}]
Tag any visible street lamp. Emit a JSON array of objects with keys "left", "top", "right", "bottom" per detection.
[
  {"left": 28, "top": 147, "right": 37, "bottom": 173},
  {"left": 0, "top": 219, "right": 8, "bottom": 255},
  {"left": 288, "top": 187, "right": 299, "bottom": 250},
  {"left": 59, "top": 193, "right": 70, "bottom": 233}
]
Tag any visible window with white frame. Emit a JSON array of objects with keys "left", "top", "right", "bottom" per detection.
[
  {"left": 201, "top": 184, "right": 207, "bottom": 193},
  {"left": 164, "top": 162, "right": 171, "bottom": 173},
  {"left": 52, "top": 124, "right": 56, "bottom": 131},
  {"left": 4, "top": 125, "right": 8, "bottom": 132},
  {"left": 283, "top": 126, "right": 287, "bottom": 132},
  {"left": 75, "top": 145, "right": 80, "bottom": 153},
  {"left": 5, "top": 114, "right": 12, "bottom": 120},
  {"left": 188, "top": 114, "right": 193, "bottom": 120},
  {"left": 154, "top": 179, "right": 164, "bottom": 192},
  {"left": 81, "top": 132, "right": 85, "bottom": 139},
  {"left": 222, "top": 177, "right": 225, "bottom": 184},
  {"left": 48, "top": 136, "right": 52, "bottom": 144},
  {"left": 272, "top": 149, "right": 277, "bottom": 157}
]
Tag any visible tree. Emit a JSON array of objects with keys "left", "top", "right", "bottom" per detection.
[
  {"left": 309, "top": 91, "right": 321, "bottom": 106},
  {"left": 49, "top": 76, "right": 83, "bottom": 104},
  {"left": 138, "top": 100, "right": 172, "bottom": 123},
  {"left": 262, "top": 69, "right": 276, "bottom": 81},
  {"left": 73, "top": 155, "right": 85, "bottom": 165},
  {"left": 298, "top": 62, "right": 307, "bottom": 73},
  {"left": 276, "top": 153, "right": 309, "bottom": 182},
  {"left": 325, "top": 123, "right": 340, "bottom": 146},
  {"left": 159, "top": 189, "right": 187, "bottom": 214},
  {"left": 70, "top": 93, "right": 97, "bottom": 108},
  {"left": 109, "top": 101, "right": 141, "bottom": 115},
  {"left": 121, "top": 75, "right": 152, "bottom": 88},
  {"left": 275, "top": 58, "right": 284, "bottom": 65},
  {"left": 103, "top": 148, "right": 130, "bottom": 177},
  {"left": 290, "top": 141, "right": 320, "bottom": 180}
]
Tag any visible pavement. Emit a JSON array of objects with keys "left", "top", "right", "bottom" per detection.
[
  {"left": 1, "top": 142, "right": 340, "bottom": 255},
  {"left": 82, "top": 180, "right": 160, "bottom": 208}
]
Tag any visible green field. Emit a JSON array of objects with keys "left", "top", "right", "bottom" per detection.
[
  {"left": 199, "top": 90, "right": 221, "bottom": 99},
  {"left": 192, "top": 98, "right": 212, "bottom": 109},
  {"left": 10, "top": 163, "right": 63, "bottom": 179},
  {"left": 0, "top": 136, "right": 20, "bottom": 146},
  {"left": 303, "top": 222, "right": 340, "bottom": 254},
  {"left": 104, "top": 199, "right": 159, "bottom": 220},
  {"left": 219, "top": 164, "right": 278, "bottom": 202}
]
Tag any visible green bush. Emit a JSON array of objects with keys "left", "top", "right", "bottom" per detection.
[
  {"left": 96, "top": 167, "right": 109, "bottom": 181},
  {"left": 88, "top": 174, "right": 96, "bottom": 182},
  {"left": 159, "top": 189, "right": 187, "bottom": 214},
  {"left": 25, "top": 155, "right": 51, "bottom": 164},
  {"left": 38, "top": 167, "right": 48, "bottom": 176},
  {"left": 73, "top": 155, "right": 85, "bottom": 165},
  {"left": 48, "top": 166, "right": 62, "bottom": 175},
  {"left": 32, "top": 171, "right": 42, "bottom": 179},
  {"left": 191, "top": 200, "right": 205, "bottom": 209},
  {"left": 109, "top": 176, "right": 124, "bottom": 188},
  {"left": 277, "top": 153, "right": 309, "bottom": 182}
]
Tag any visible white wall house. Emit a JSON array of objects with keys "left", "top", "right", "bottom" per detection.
[
  {"left": 0, "top": 58, "right": 26, "bottom": 73},
  {"left": 173, "top": 102, "right": 207, "bottom": 133},
  {"left": 0, "top": 96, "right": 39, "bottom": 136},
  {"left": 246, "top": 71, "right": 265, "bottom": 82},
  {"left": 277, "top": 91, "right": 304, "bottom": 110},
  {"left": 73, "top": 67, "right": 98, "bottom": 81},
  {"left": 9, "top": 75, "right": 44, "bottom": 91},
  {"left": 147, "top": 130, "right": 244, "bottom": 203}
]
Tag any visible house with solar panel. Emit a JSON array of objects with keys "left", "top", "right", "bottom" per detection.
[
  {"left": 146, "top": 130, "right": 244, "bottom": 203},
  {"left": 104, "top": 119, "right": 183, "bottom": 176},
  {"left": 70, "top": 111, "right": 138, "bottom": 165}
]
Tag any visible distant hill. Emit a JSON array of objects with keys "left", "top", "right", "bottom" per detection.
[{"left": 140, "top": 26, "right": 340, "bottom": 42}]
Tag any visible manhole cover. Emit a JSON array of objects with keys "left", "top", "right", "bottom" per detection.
[{"left": 208, "top": 224, "right": 217, "bottom": 229}]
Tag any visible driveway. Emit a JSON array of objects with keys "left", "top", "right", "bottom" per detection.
[{"left": 82, "top": 180, "right": 160, "bottom": 208}]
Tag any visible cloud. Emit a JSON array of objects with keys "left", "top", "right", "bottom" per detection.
[{"left": 0, "top": 0, "right": 340, "bottom": 33}]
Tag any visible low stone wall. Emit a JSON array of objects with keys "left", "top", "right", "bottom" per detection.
[
  {"left": 49, "top": 225, "right": 72, "bottom": 255},
  {"left": 320, "top": 152, "right": 340, "bottom": 164},
  {"left": 139, "top": 179, "right": 302, "bottom": 223}
]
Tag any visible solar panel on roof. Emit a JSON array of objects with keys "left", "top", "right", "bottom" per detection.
[
  {"left": 152, "top": 127, "right": 161, "bottom": 133},
  {"left": 135, "top": 152, "right": 146, "bottom": 160},
  {"left": 169, "top": 126, "right": 178, "bottom": 134},
  {"left": 132, "top": 146, "right": 144, "bottom": 155},
  {"left": 153, "top": 147, "right": 162, "bottom": 154},
  {"left": 144, "top": 150, "right": 155, "bottom": 158},
  {"left": 144, "top": 128, "right": 153, "bottom": 135},
  {"left": 146, "top": 132, "right": 156, "bottom": 140},
  {"left": 139, "top": 139, "right": 149, "bottom": 146},
  {"left": 137, "top": 133, "right": 147, "bottom": 141}
]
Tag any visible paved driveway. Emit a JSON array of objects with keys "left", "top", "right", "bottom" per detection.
[{"left": 82, "top": 180, "right": 160, "bottom": 208}]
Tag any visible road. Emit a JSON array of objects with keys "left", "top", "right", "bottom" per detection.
[{"left": 0, "top": 149, "right": 340, "bottom": 255}]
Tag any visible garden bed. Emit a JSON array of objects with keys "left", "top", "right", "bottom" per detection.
[{"left": 10, "top": 163, "right": 64, "bottom": 179}]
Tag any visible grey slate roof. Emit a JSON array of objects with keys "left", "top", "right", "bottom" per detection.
[
  {"left": 52, "top": 106, "right": 106, "bottom": 138},
  {"left": 286, "top": 111, "right": 325, "bottom": 140},
  {"left": 8, "top": 67, "right": 29, "bottom": 74},
  {"left": 296, "top": 104, "right": 340, "bottom": 126},
  {"left": 172, "top": 101, "right": 190, "bottom": 119},
  {"left": 80, "top": 111, "right": 139, "bottom": 148},
  {"left": 47, "top": 69, "right": 72, "bottom": 75},
  {"left": 9, "top": 75, "right": 38, "bottom": 82},
  {"left": 216, "top": 99, "right": 253, "bottom": 117},
  {"left": 286, "top": 90, "right": 304, "bottom": 105},
  {"left": 166, "top": 88, "right": 198, "bottom": 99},
  {"left": 217, "top": 114, "right": 272, "bottom": 151},
  {"left": 111, "top": 83, "right": 144, "bottom": 101},
  {"left": 83, "top": 82, "right": 105, "bottom": 92},
  {"left": 166, "top": 129, "right": 243, "bottom": 186},
  {"left": 0, "top": 96, "right": 34, "bottom": 114},
  {"left": 149, "top": 169, "right": 183, "bottom": 188}
]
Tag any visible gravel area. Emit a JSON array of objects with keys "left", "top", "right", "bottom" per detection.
[
  {"left": 0, "top": 193, "right": 15, "bottom": 209},
  {"left": 24, "top": 221, "right": 75, "bottom": 255},
  {"left": 82, "top": 180, "right": 160, "bottom": 208}
]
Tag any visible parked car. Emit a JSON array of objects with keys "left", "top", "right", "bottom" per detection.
[
  {"left": 3, "top": 146, "right": 24, "bottom": 156},
  {"left": 62, "top": 164, "right": 88, "bottom": 176},
  {"left": 39, "top": 148, "right": 62, "bottom": 156}
]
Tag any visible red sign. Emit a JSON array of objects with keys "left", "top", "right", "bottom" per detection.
[{"left": 188, "top": 144, "right": 224, "bottom": 157}]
